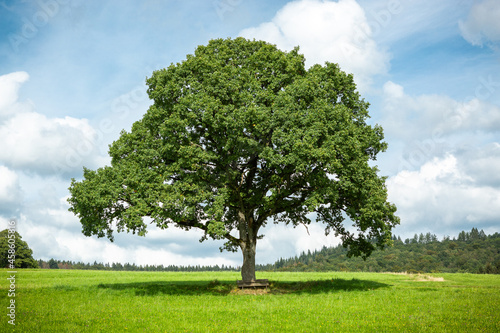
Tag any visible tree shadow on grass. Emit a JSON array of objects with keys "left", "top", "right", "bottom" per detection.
[
  {"left": 269, "top": 278, "right": 389, "bottom": 295},
  {"left": 96, "top": 279, "right": 235, "bottom": 296},
  {"left": 95, "top": 278, "right": 389, "bottom": 296}
]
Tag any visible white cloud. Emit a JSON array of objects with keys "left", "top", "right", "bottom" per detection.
[
  {"left": 0, "top": 72, "right": 107, "bottom": 176},
  {"left": 259, "top": 222, "right": 340, "bottom": 262},
  {"left": 1, "top": 195, "right": 242, "bottom": 266},
  {"left": 239, "top": 0, "right": 390, "bottom": 92},
  {"left": 22, "top": 221, "right": 242, "bottom": 267},
  {"left": 457, "top": 142, "right": 500, "bottom": 187},
  {"left": 382, "top": 81, "right": 500, "bottom": 139},
  {"left": 0, "top": 71, "right": 29, "bottom": 116},
  {"left": 381, "top": 81, "right": 500, "bottom": 173},
  {"left": 381, "top": 80, "right": 500, "bottom": 238},
  {"left": 0, "top": 165, "right": 23, "bottom": 213},
  {"left": 388, "top": 154, "right": 500, "bottom": 237},
  {"left": 459, "top": 0, "right": 500, "bottom": 46},
  {"left": 132, "top": 246, "right": 237, "bottom": 267}
]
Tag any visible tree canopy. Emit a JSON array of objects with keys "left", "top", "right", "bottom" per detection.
[
  {"left": 68, "top": 37, "right": 399, "bottom": 281},
  {"left": 0, "top": 229, "right": 38, "bottom": 269}
]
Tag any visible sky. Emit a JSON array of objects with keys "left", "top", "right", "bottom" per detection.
[{"left": 0, "top": 0, "right": 499, "bottom": 268}]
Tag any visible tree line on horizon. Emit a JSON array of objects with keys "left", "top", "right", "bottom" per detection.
[
  {"left": 260, "top": 228, "right": 500, "bottom": 274},
  {"left": 37, "top": 259, "right": 239, "bottom": 272},
  {"left": 32, "top": 228, "right": 500, "bottom": 274}
]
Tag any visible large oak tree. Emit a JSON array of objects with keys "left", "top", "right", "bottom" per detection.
[{"left": 68, "top": 38, "right": 399, "bottom": 282}]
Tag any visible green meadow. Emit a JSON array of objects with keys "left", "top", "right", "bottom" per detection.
[{"left": 1, "top": 270, "right": 499, "bottom": 332}]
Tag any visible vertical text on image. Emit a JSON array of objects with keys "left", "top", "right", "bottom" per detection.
[{"left": 6, "top": 219, "right": 17, "bottom": 326}]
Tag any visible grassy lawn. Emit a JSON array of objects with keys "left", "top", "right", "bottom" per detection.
[{"left": 0, "top": 269, "right": 499, "bottom": 332}]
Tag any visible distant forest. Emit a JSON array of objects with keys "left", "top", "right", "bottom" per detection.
[
  {"left": 38, "top": 228, "right": 500, "bottom": 274},
  {"left": 258, "top": 228, "right": 500, "bottom": 274}
]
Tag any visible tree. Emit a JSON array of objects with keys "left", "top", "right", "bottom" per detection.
[
  {"left": 0, "top": 229, "right": 38, "bottom": 268},
  {"left": 48, "top": 258, "right": 59, "bottom": 269},
  {"left": 68, "top": 37, "right": 399, "bottom": 282}
]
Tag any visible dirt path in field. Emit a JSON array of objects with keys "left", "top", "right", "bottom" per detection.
[{"left": 387, "top": 272, "right": 445, "bottom": 281}]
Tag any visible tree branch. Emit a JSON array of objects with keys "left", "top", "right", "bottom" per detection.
[
  {"left": 176, "top": 218, "right": 208, "bottom": 232},
  {"left": 301, "top": 222, "right": 310, "bottom": 235}
]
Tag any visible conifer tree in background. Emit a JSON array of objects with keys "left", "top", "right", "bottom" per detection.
[{"left": 48, "top": 258, "right": 59, "bottom": 269}]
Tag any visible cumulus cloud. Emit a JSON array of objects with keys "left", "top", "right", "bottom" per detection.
[
  {"left": 19, "top": 214, "right": 242, "bottom": 266},
  {"left": 381, "top": 80, "right": 500, "bottom": 238},
  {"left": 383, "top": 81, "right": 500, "bottom": 138},
  {"left": 459, "top": 0, "right": 500, "bottom": 47},
  {"left": 0, "top": 71, "right": 29, "bottom": 115},
  {"left": 387, "top": 154, "right": 500, "bottom": 237},
  {"left": 0, "top": 72, "right": 106, "bottom": 176},
  {"left": 381, "top": 81, "right": 500, "bottom": 174},
  {"left": 239, "top": 0, "right": 390, "bottom": 91},
  {"left": 0, "top": 165, "right": 23, "bottom": 214},
  {"left": 3, "top": 191, "right": 242, "bottom": 266},
  {"left": 258, "top": 222, "right": 341, "bottom": 262},
  {"left": 456, "top": 143, "right": 500, "bottom": 188}
]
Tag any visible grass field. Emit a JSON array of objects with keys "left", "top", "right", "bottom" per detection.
[{"left": 1, "top": 269, "right": 499, "bottom": 332}]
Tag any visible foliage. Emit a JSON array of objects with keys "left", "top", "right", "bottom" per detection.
[
  {"left": 260, "top": 228, "right": 500, "bottom": 274},
  {"left": 2, "top": 270, "right": 499, "bottom": 332},
  {"left": 48, "top": 258, "right": 59, "bottom": 269},
  {"left": 0, "top": 229, "right": 38, "bottom": 268},
  {"left": 67, "top": 37, "right": 398, "bottom": 281}
]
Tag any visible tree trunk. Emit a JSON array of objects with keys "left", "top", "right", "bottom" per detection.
[
  {"left": 238, "top": 210, "right": 258, "bottom": 282},
  {"left": 240, "top": 237, "right": 257, "bottom": 282}
]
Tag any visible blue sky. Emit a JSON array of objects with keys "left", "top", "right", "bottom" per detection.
[{"left": 0, "top": 0, "right": 499, "bottom": 267}]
